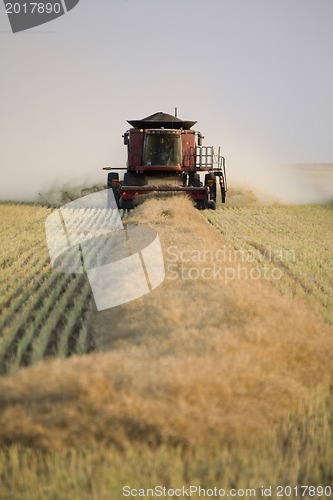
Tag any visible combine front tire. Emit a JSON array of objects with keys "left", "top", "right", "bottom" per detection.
[
  {"left": 205, "top": 173, "right": 218, "bottom": 209},
  {"left": 205, "top": 173, "right": 226, "bottom": 208},
  {"left": 215, "top": 176, "right": 223, "bottom": 209},
  {"left": 221, "top": 186, "right": 226, "bottom": 204},
  {"left": 107, "top": 172, "right": 120, "bottom": 207}
]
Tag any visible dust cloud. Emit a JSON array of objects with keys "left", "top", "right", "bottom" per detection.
[
  {"left": 32, "top": 157, "right": 333, "bottom": 207},
  {"left": 1, "top": 121, "right": 331, "bottom": 206},
  {"left": 37, "top": 183, "right": 105, "bottom": 207},
  {"left": 208, "top": 126, "right": 333, "bottom": 204}
]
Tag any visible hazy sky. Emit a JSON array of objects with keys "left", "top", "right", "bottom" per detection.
[{"left": 1, "top": 0, "right": 332, "bottom": 201}]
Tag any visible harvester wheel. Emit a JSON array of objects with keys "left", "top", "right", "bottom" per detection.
[
  {"left": 107, "top": 172, "right": 119, "bottom": 187},
  {"left": 205, "top": 173, "right": 225, "bottom": 208},
  {"left": 221, "top": 186, "right": 226, "bottom": 204},
  {"left": 205, "top": 173, "right": 217, "bottom": 208},
  {"left": 121, "top": 172, "right": 146, "bottom": 209},
  {"left": 204, "top": 173, "right": 215, "bottom": 187},
  {"left": 107, "top": 172, "right": 120, "bottom": 207},
  {"left": 215, "top": 176, "right": 223, "bottom": 209}
]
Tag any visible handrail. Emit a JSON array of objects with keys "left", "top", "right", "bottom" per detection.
[{"left": 195, "top": 146, "right": 227, "bottom": 192}]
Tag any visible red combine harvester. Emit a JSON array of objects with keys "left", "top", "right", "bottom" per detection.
[{"left": 104, "top": 111, "right": 227, "bottom": 209}]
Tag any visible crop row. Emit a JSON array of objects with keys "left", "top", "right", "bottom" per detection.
[
  {"left": 0, "top": 204, "right": 127, "bottom": 375},
  {"left": 204, "top": 204, "right": 333, "bottom": 323}
]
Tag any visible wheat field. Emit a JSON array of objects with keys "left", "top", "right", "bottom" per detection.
[
  {"left": 0, "top": 195, "right": 333, "bottom": 498},
  {"left": 203, "top": 199, "right": 333, "bottom": 324},
  {"left": 0, "top": 204, "right": 93, "bottom": 375}
]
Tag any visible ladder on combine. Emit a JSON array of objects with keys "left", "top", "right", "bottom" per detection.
[{"left": 195, "top": 146, "right": 227, "bottom": 190}]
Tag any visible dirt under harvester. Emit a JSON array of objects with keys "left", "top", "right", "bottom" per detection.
[{"left": 104, "top": 111, "right": 227, "bottom": 210}]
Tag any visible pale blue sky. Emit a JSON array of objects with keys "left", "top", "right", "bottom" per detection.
[{"left": 1, "top": 0, "right": 332, "bottom": 200}]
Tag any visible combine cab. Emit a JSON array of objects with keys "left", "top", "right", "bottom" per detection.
[{"left": 104, "top": 111, "right": 227, "bottom": 209}]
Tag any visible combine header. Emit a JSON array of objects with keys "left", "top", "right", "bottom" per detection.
[{"left": 104, "top": 111, "right": 227, "bottom": 209}]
